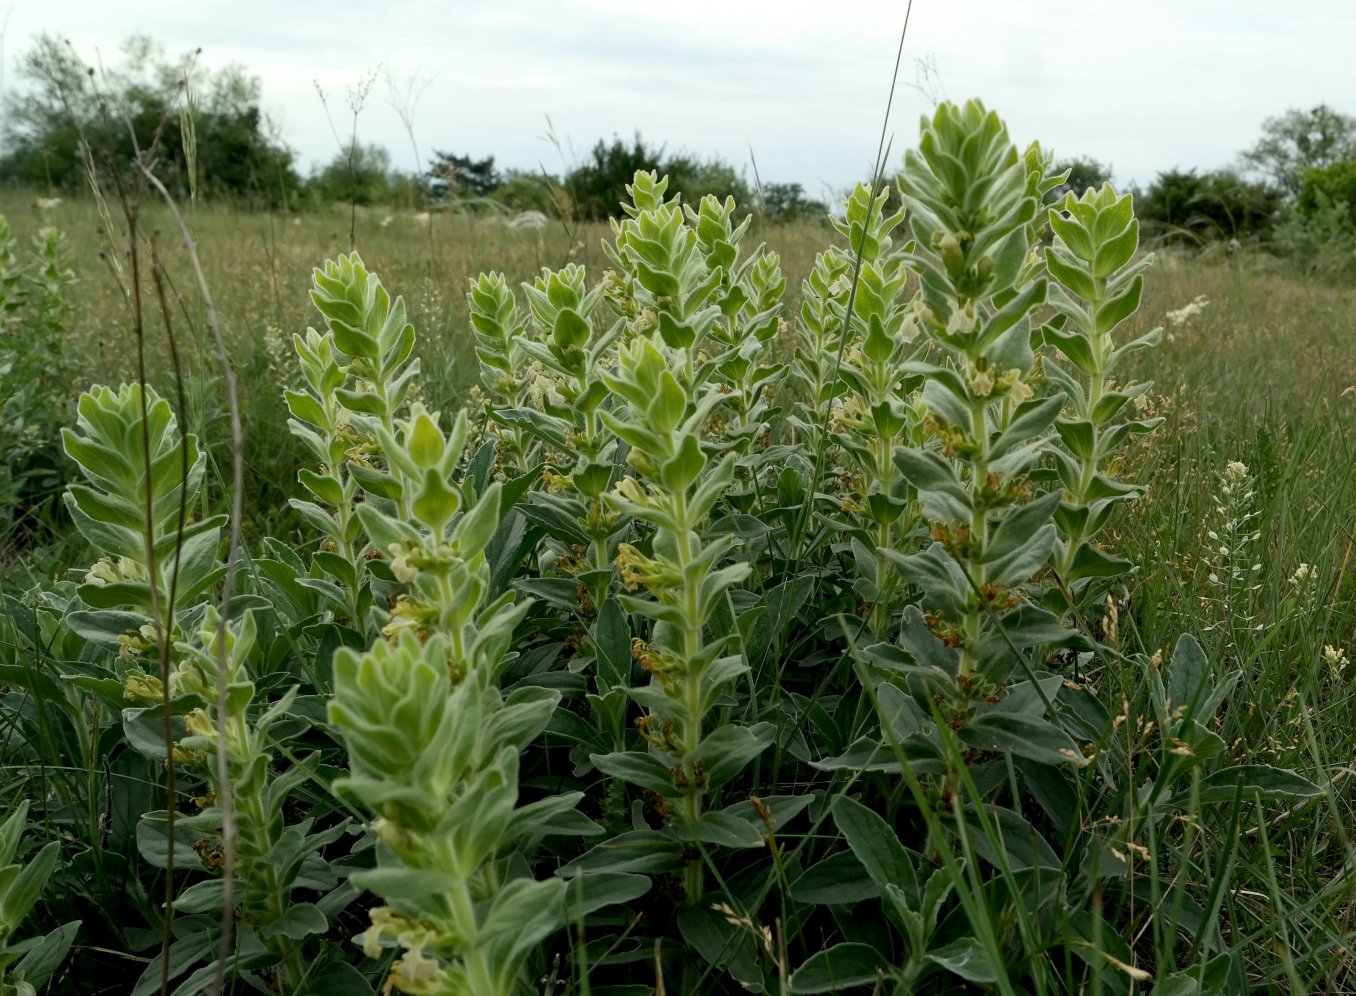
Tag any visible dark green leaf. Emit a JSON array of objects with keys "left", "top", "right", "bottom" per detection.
[{"left": 790, "top": 942, "right": 887, "bottom": 993}]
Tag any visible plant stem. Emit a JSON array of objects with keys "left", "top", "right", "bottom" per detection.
[
  {"left": 962, "top": 393, "right": 991, "bottom": 674},
  {"left": 671, "top": 490, "right": 705, "bottom": 902}
]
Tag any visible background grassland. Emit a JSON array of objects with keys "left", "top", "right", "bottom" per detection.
[{"left": 3, "top": 188, "right": 1356, "bottom": 988}]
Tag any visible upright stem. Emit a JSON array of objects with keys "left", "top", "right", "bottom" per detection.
[
  {"left": 232, "top": 722, "right": 306, "bottom": 989},
  {"left": 962, "top": 394, "right": 991, "bottom": 675},
  {"left": 671, "top": 490, "right": 705, "bottom": 902}
]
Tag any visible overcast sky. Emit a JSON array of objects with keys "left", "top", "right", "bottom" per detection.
[{"left": 2, "top": 0, "right": 1352, "bottom": 194}]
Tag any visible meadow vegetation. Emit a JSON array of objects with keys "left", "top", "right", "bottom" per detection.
[{"left": 1, "top": 58, "right": 1356, "bottom": 996}]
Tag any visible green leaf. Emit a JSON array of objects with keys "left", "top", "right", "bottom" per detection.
[
  {"left": 562, "top": 871, "right": 652, "bottom": 921},
  {"left": 1094, "top": 273, "right": 1143, "bottom": 333},
  {"left": 259, "top": 902, "right": 328, "bottom": 941},
  {"left": 13, "top": 920, "right": 81, "bottom": 987},
  {"left": 688, "top": 811, "right": 764, "bottom": 848},
  {"left": 1046, "top": 245, "right": 1098, "bottom": 300},
  {"left": 793, "top": 851, "right": 880, "bottom": 905},
  {"left": 561, "top": 829, "right": 683, "bottom": 876},
  {"left": 412, "top": 467, "right": 460, "bottom": 532},
  {"left": 960, "top": 712, "right": 1087, "bottom": 767},
  {"left": 453, "top": 481, "right": 503, "bottom": 558},
  {"left": 0, "top": 840, "right": 58, "bottom": 928},
  {"left": 1166, "top": 633, "right": 1211, "bottom": 719},
  {"left": 1052, "top": 420, "right": 1095, "bottom": 463},
  {"left": 955, "top": 804, "right": 1061, "bottom": 871},
  {"left": 590, "top": 750, "right": 675, "bottom": 796},
  {"left": 661, "top": 432, "right": 706, "bottom": 492},
  {"left": 988, "top": 523, "right": 1058, "bottom": 587},
  {"left": 552, "top": 307, "right": 591, "bottom": 350},
  {"left": 297, "top": 961, "right": 376, "bottom": 996},
  {"left": 647, "top": 370, "right": 686, "bottom": 434},
  {"left": 1067, "top": 542, "right": 1133, "bottom": 581},
  {"left": 790, "top": 942, "right": 887, "bottom": 993},
  {"left": 592, "top": 600, "right": 632, "bottom": 690},
  {"left": 925, "top": 936, "right": 999, "bottom": 984},
  {"left": 985, "top": 491, "right": 1061, "bottom": 566},
  {"left": 894, "top": 447, "right": 964, "bottom": 499},
  {"left": 832, "top": 795, "right": 919, "bottom": 905},
  {"left": 350, "top": 866, "right": 458, "bottom": 901},
  {"left": 989, "top": 395, "right": 1063, "bottom": 460},
  {"left": 347, "top": 461, "right": 404, "bottom": 501},
  {"left": 65, "top": 609, "right": 147, "bottom": 648},
  {"left": 134, "top": 813, "right": 200, "bottom": 871},
  {"left": 1044, "top": 323, "right": 1098, "bottom": 373},
  {"left": 686, "top": 723, "right": 774, "bottom": 790},
  {"left": 173, "top": 878, "right": 227, "bottom": 914},
  {"left": 1170, "top": 765, "right": 1324, "bottom": 808},
  {"left": 677, "top": 903, "right": 764, "bottom": 989},
  {"left": 482, "top": 878, "right": 566, "bottom": 964}
]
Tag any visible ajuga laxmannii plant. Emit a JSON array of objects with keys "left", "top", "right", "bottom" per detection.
[
  {"left": 0, "top": 99, "right": 1331, "bottom": 996},
  {"left": 0, "top": 216, "right": 81, "bottom": 549}
]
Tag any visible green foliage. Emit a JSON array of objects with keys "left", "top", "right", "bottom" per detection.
[
  {"left": 567, "top": 133, "right": 668, "bottom": 220},
  {"left": 1241, "top": 103, "right": 1356, "bottom": 196},
  {"left": 61, "top": 383, "right": 224, "bottom": 621},
  {"left": 1274, "top": 186, "right": 1356, "bottom": 277},
  {"left": 307, "top": 141, "right": 398, "bottom": 208},
  {"left": 1046, "top": 156, "right": 1113, "bottom": 203},
  {"left": 1044, "top": 183, "right": 1161, "bottom": 599},
  {"left": 565, "top": 133, "right": 752, "bottom": 220},
  {"left": 758, "top": 181, "right": 830, "bottom": 222},
  {"left": 0, "top": 217, "right": 77, "bottom": 553},
  {"left": 0, "top": 33, "right": 298, "bottom": 204},
  {"left": 427, "top": 151, "right": 501, "bottom": 201},
  {"left": 1134, "top": 167, "right": 1283, "bottom": 244},
  {"left": 0, "top": 99, "right": 1342, "bottom": 996},
  {"left": 1297, "top": 158, "right": 1356, "bottom": 226},
  {"left": 0, "top": 802, "right": 79, "bottom": 996}
]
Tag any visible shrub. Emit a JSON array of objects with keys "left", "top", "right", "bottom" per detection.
[
  {"left": 1296, "top": 158, "right": 1356, "bottom": 226},
  {"left": 1135, "top": 167, "right": 1283, "bottom": 245},
  {"left": 0, "top": 99, "right": 1324, "bottom": 995},
  {"left": 1274, "top": 188, "right": 1356, "bottom": 277}
]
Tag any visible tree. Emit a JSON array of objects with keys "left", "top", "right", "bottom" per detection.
[
  {"left": 663, "top": 153, "right": 750, "bottom": 207},
  {"left": 1047, "top": 156, "right": 1113, "bottom": 203},
  {"left": 427, "top": 151, "right": 500, "bottom": 201},
  {"left": 0, "top": 33, "right": 298, "bottom": 204},
  {"left": 307, "top": 141, "right": 394, "bottom": 206},
  {"left": 1241, "top": 104, "right": 1356, "bottom": 197},
  {"left": 759, "top": 181, "right": 828, "bottom": 222},
  {"left": 567, "top": 133, "right": 666, "bottom": 219},
  {"left": 1134, "top": 168, "right": 1282, "bottom": 244}
]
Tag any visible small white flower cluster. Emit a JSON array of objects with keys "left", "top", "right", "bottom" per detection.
[
  {"left": 1203, "top": 460, "right": 1263, "bottom": 632},
  {"left": 1323, "top": 645, "right": 1349, "bottom": 676},
  {"left": 261, "top": 324, "right": 291, "bottom": 376},
  {"left": 1166, "top": 294, "right": 1210, "bottom": 327},
  {"left": 1289, "top": 562, "right": 1319, "bottom": 610}
]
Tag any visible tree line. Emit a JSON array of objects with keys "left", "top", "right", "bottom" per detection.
[{"left": 2, "top": 31, "right": 1354, "bottom": 258}]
